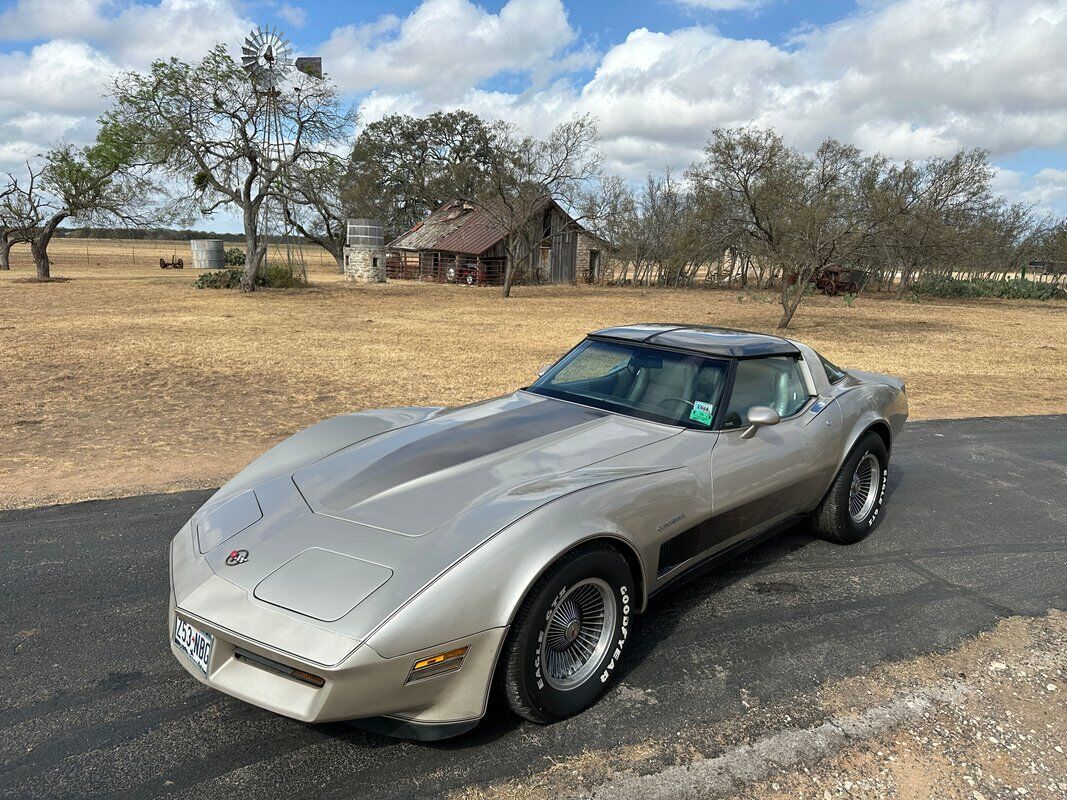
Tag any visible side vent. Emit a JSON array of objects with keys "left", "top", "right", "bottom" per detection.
[{"left": 657, "top": 522, "right": 712, "bottom": 576}]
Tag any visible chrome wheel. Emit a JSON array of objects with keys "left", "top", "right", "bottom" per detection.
[
  {"left": 540, "top": 578, "right": 616, "bottom": 691},
  {"left": 848, "top": 452, "right": 881, "bottom": 523}
]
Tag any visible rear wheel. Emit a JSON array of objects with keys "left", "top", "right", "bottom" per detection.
[
  {"left": 812, "top": 432, "right": 888, "bottom": 544},
  {"left": 499, "top": 544, "right": 633, "bottom": 723}
]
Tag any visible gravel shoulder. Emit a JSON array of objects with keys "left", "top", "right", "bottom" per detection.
[{"left": 454, "top": 611, "right": 1066, "bottom": 800}]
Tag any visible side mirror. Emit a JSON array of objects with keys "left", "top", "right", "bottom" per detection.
[{"left": 741, "top": 406, "right": 780, "bottom": 439}]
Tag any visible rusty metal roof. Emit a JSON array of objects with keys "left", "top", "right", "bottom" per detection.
[{"left": 388, "top": 200, "right": 509, "bottom": 255}]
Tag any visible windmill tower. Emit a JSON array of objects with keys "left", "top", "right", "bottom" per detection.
[{"left": 240, "top": 26, "right": 318, "bottom": 284}]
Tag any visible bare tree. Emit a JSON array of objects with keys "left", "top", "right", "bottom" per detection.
[
  {"left": 688, "top": 127, "right": 887, "bottom": 328},
  {"left": 469, "top": 114, "right": 603, "bottom": 297},
  {"left": 109, "top": 45, "right": 353, "bottom": 291},
  {"left": 0, "top": 180, "right": 30, "bottom": 270},
  {"left": 284, "top": 151, "right": 348, "bottom": 272},
  {"left": 870, "top": 149, "right": 994, "bottom": 296}
]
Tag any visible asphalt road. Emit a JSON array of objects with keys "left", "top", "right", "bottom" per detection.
[{"left": 2, "top": 415, "right": 1065, "bottom": 800}]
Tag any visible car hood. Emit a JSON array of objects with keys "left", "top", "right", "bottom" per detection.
[
  {"left": 183, "top": 392, "right": 680, "bottom": 649},
  {"left": 292, "top": 391, "right": 668, "bottom": 536}
]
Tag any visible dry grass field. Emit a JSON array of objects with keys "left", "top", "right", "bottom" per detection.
[{"left": 2, "top": 239, "right": 1065, "bottom": 509}]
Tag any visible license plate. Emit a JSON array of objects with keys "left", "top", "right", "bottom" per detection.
[{"left": 174, "top": 618, "right": 213, "bottom": 675}]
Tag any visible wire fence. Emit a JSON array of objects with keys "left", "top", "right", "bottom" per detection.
[{"left": 6, "top": 238, "right": 338, "bottom": 273}]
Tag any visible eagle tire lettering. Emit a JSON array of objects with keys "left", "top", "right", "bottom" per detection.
[
  {"left": 867, "top": 460, "right": 888, "bottom": 528},
  {"left": 534, "top": 586, "right": 569, "bottom": 693}
]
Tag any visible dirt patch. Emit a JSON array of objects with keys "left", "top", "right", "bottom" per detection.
[
  {"left": 11, "top": 276, "right": 72, "bottom": 283},
  {"left": 451, "top": 612, "right": 1066, "bottom": 800},
  {"left": 2, "top": 254, "right": 1065, "bottom": 509}
]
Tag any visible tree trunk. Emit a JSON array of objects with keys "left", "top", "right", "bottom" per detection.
[
  {"left": 777, "top": 268, "right": 807, "bottom": 329},
  {"left": 30, "top": 212, "right": 67, "bottom": 279},
  {"left": 32, "top": 241, "right": 50, "bottom": 279},
  {"left": 242, "top": 209, "right": 262, "bottom": 292},
  {"left": 0, "top": 237, "right": 12, "bottom": 270},
  {"left": 501, "top": 236, "right": 516, "bottom": 298},
  {"left": 334, "top": 252, "right": 345, "bottom": 274},
  {"left": 502, "top": 257, "right": 515, "bottom": 298}
]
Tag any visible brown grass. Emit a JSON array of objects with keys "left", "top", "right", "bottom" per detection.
[{"left": 1, "top": 244, "right": 1065, "bottom": 508}]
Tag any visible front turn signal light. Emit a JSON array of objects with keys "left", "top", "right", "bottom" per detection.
[{"left": 406, "top": 646, "right": 469, "bottom": 683}]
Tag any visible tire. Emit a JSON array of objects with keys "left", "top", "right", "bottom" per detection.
[
  {"left": 499, "top": 543, "right": 634, "bottom": 723},
  {"left": 812, "top": 432, "right": 889, "bottom": 544}
]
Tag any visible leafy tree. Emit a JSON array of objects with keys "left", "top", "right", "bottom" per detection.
[
  {"left": 109, "top": 45, "right": 352, "bottom": 291},
  {"left": 343, "top": 110, "right": 498, "bottom": 241},
  {"left": 1, "top": 126, "right": 155, "bottom": 279}
]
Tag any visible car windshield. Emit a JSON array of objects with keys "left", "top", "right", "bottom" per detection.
[{"left": 528, "top": 339, "right": 729, "bottom": 429}]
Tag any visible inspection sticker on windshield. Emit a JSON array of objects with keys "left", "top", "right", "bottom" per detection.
[{"left": 689, "top": 401, "right": 714, "bottom": 426}]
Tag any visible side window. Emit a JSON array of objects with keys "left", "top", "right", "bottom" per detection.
[
  {"left": 723, "top": 357, "right": 811, "bottom": 429},
  {"left": 819, "top": 353, "right": 847, "bottom": 384}
]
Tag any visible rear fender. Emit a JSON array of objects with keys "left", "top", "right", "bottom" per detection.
[{"left": 836, "top": 387, "right": 905, "bottom": 472}]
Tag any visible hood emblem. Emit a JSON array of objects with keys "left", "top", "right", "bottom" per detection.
[{"left": 225, "top": 549, "right": 249, "bottom": 566}]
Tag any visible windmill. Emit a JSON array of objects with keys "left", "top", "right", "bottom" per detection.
[{"left": 240, "top": 26, "right": 321, "bottom": 283}]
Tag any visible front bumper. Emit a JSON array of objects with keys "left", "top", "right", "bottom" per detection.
[{"left": 168, "top": 598, "right": 506, "bottom": 731}]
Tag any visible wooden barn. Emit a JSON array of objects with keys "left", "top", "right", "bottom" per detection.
[{"left": 385, "top": 199, "right": 607, "bottom": 285}]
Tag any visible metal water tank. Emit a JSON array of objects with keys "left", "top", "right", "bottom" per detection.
[
  {"left": 347, "top": 218, "right": 384, "bottom": 247},
  {"left": 190, "top": 239, "right": 226, "bottom": 270}
]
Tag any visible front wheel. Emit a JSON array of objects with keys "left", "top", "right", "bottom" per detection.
[
  {"left": 499, "top": 544, "right": 633, "bottom": 723},
  {"left": 811, "top": 432, "right": 889, "bottom": 544}
]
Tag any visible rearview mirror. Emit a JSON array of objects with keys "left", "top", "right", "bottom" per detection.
[
  {"left": 741, "top": 406, "right": 780, "bottom": 439},
  {"left": 629, "top": 354, "right": 663, "bottom": 370}
]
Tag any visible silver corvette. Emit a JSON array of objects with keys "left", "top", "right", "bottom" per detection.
[{"left": 169, "top": 324, "right": 908, "bottom": 740}]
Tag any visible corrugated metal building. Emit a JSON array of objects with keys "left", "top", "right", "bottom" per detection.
[{"left": 386, "top": 199, "right": 606, "bottom": 285}]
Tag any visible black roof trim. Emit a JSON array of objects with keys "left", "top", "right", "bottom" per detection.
[{"left": 590, "top": 323, "right": 799, "bottom": 358}]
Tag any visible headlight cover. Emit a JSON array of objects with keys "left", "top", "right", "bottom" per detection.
[{"left": 195, "top": 490, "right": 263, "bottom": 553}]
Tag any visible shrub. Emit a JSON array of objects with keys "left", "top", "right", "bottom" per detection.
[
  {"left": 911, "top": 275, "right": 1066, "bottom": 301},
  {"left": 194, "top": 268, "right": 244, "bottom": 289},
  {"left": 194, "top": 264, "right": 306, "bottom": 290},
  {"left": 259, "top": 263, "right": 304, "bottom": 289},
  {"left": 224, "top": 247, "right": 245, "bottom": 266}
]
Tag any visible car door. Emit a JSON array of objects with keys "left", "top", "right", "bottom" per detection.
[{"left": 707, "top": 355, "right": 842, "bottom": 551}]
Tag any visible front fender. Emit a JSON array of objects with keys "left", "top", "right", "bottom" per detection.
[
  {"left": 207, "top": 406, "right": 444, "bottom": 506},
  {"left": 366, "top": 464, "right": 701, "bottom": 659}
]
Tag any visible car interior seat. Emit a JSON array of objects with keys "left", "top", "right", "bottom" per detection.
[{"left": 626, "top": 358, "right": 699, "bottom": 410}]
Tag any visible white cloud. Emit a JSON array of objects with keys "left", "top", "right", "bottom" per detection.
[
  {"left": 994, "top": 167, "right": 1067, "bottom": 212},
  {"left": 0, "top": 0, "right": 250, "bottom": 176},
  {"left": 0, "top": 0, "right": 109, "bottom": 41},
  {"left": 277, "top": 3, "right": 308, "bottom": 30},
  {"left": 0, "top": 39, "right": 117, "bottom": 116},
  {"left": 322, "top": 0, "right": 578, "bottom": 102}
]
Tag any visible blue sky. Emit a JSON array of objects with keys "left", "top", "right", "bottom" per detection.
[{"left": 1, "top": 0, "right": 1065, "bottom": 230}]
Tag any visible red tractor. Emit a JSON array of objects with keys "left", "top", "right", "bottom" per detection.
[
  {"left": 814, "top": 266, "right": 865, "bottom": 296},
  {"left": 446, "top": 261, "right": 486, "bottom": 286}
]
